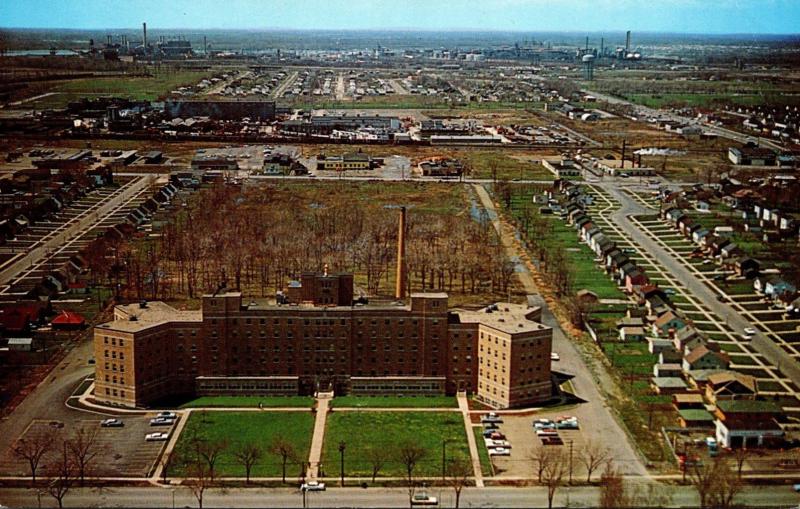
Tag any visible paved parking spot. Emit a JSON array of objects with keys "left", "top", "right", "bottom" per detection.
[{"left": 0, "top": 417, "right": 169, "bottom": 478}]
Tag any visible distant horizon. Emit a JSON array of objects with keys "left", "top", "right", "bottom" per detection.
[
  {"left": 3, "top": 0, "right": 800, "bottom": 35},
  {"left": 3, "top": 27, "right": 800, "bottom": 37}
]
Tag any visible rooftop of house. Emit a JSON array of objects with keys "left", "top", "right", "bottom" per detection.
[
  {"left": 678, "top": 409, "right": 715, "bottom": 421},
  {"left": 716, "top": 399, "right": 782, "bottom": 414}
]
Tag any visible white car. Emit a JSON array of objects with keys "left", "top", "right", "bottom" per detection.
[
  {"left": 411, "top": 493, "right": 439, "bottom": 506},
  {"left": 484, "top": 439, "right": 511, "bottom": 448},
  {"left": 145, "top": 432, "right": 170, "bottom": 441},
  {"left": 488, "top": 447, "right": 511, "bottom": 456},
  {"left": 100, "top": 418, "right": 123, "bottom": 427},
  {"left": 550, "top": 352, "right": 561, "bottom": 361},
  {"left": 301, "top": 481, "right": 326, "bottom": 491},
  {"left": 156, "top": 411, "right": 178, "bottom": 419},
  {"left": 743, "top": 327, "right": 757, "bottom": 336},
  {"left": 150, "top": 417, "right": 175, "bottom": 426}
]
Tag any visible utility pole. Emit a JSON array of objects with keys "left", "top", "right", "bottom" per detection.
[
  {"left": 441, "top": 440, "right": 449, "bottom": 481},
  {"left": 568, "top": 439, "right": 574, "bottom": 485},
  {"left": 338, "top": 441, "right": 346, "bottom": 487}
]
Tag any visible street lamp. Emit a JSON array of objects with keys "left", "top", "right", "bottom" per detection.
[
  {"left": 338, "top": 441, "right": 346, "bottom": 487},
  {"left": 568, "top": 439, "right": 574, "bottom": 485},
  {"left": 441, "top": 440, "right": 447, "bottom": 481}
]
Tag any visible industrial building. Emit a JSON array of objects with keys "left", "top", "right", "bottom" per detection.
[
  {"left": 164, "top": 100, "right": 276, "bottom": 121},
  {"left": 92, "top": 273, "right": 553, "bottom": 409}
]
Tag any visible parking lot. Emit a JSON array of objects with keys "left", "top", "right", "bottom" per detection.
[{"left": 0, "top": 416, "right": 169, "bottom": 478}]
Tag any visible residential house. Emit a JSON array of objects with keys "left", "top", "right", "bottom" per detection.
[
  {"left": 653, "top": 363, "right": 683, "bottom": 377},
  {"left": 659, "top": 347, "right": 683, "bottom": 365},
  {"left": 734, "top": 257, "right": 760, "bottom": 279},
  {"left": 764, "top": 277, "right": 797, "bottom": 300},
  {"left": 678, "top": 408, "right": 716, "bottom": 428},
  {"left": 673, "top": 393, "right": 705, "bottom": 410},
  {"left": 649, "top": 337, "right": 676, "bottom": 354},
  {"left": 674, "top": 326, "right": 705, "bottom": 353},
  {"left": 652, "top": 377, "right": 689, "bottom": 395},
  {"left": 714, "top": 400, "right": 784, "bottom": 448},
  {"left": 692, "top": 228, "right": 710, "bottom": 245},
  {"left": 683, "top": 345, "right": 730, "bottom": 372},
  {"left": 705, "top": 372, "right": 757, "bottom": 404},
  {"left": 625, "top": 269, "right": 649, "bottom": 294},
  {"left": 652, "top": 311, "right": 688, "bottom": 338},
  {"left": 619, "top": 325, "right": 646, "bottom": 342}
]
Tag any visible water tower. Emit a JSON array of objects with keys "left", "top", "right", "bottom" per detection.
[{"left": 582, "top": 54, "right": 596, "bottom": 81}]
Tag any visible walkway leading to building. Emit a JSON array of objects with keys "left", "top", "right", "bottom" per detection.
[
  {"left": 307, "top": 392, "right": 333, "bottom": 478},
  {"left": 458, "top": 392, "right": 484, "bottom": 488}
]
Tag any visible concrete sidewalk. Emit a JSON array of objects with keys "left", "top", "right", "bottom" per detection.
[
  {"left": 458, "top": 392, "right": 485, "bottom": 488},
  {"left": 307, "top": 393, "right": 332, "bottom": 478}
]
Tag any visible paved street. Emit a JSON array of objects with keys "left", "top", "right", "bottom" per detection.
[
  {"left": 1, "top": 483, "right": 798, "bottom": 508},
  {"left": 599, "top": 182, "right": 800, "bottom": 389}
]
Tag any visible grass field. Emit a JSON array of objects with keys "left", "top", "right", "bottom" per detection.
[
  {"left": 329, "top": 396, "right": 458, "bottom": 408},
  {"left": 322, "top": 412, "right": 470, "bottom": 478},
  {"left": 26, "top": 70, "right": 209, "bottom": 109},
  {"left": 472, "top": 428, "right": 493, "bottom": 477},
  {"left": 173, "top": 411, "right": 314, "bottom": 478},
  {"left": 179, "top": 396, "right": 315, "bottom": 408}
]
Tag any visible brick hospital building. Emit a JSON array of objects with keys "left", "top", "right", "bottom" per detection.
[{"left": 94, "top": 273, "right": 553, "bottom": 409}]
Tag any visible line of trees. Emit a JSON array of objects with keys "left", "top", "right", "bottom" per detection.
[
  {"left": 12, "top": 425, "right": 105, "bottom": 508},
  {"left": 90, "top": 183, "right": 516, "bottom": 301}
]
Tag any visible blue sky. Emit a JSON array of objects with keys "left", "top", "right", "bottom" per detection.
[{"left": 2, "top": 0, "right": 798, "bottom": 34}]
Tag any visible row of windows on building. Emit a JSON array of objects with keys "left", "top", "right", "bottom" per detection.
[
  {"left": 102, "top": 337, "right": 126, "bottom": 346},
  {"left": 208, "top": 317, "right": 440, "bottom": 327}
]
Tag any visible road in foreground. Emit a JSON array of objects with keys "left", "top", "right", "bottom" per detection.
[{"left": 0, "top": 483, "right": 797, "bottom": 508}]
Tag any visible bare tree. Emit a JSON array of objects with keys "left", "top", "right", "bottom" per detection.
[
  {"left": 540, "top": 449, "right": 568, "bottom": 509},
  {"left": 688, "top": 457, "right": 718, "bottom": 508},
  {"left": 366, "top": 445, "right": 388, "bottom": 483},
  {"left": 731, "top": 446, "right": 749, "bottom": 479},
  {"left": 193, "top": 437, "right": 228, "bottom": 474},
  {"left": 184, "top": 457, "right": 215, "bottom": 509},
  {"left": 44, "top": 441, "right": 74, "bottom": 509},
  {"left": 233, "top": 443, "right": 262, "bottom": 484},
  {"left": 269, "top": 435, "right": 297, "bottom": 484},
  {"left": 12, "top": 434, "right": 51, "bottom": 485},
  {"left": 66, "top": 425, "right": 102, "bottom": 487},
  {"left": 529, "top": 446, "right": 552, "bottom": 483},
  {"left": 446, "top": 457, "right": 472, "bottom": 509},
  {"left": 397, "top": 441, "right": 427, "bottom": 505},
  {"left": 705, "top": 458, "right": 742, "bottom": 509},
  {"left": 579, "top": 440, "right": 610, "bottom": 483},
  {"left": 160, "top": 449, "right": 183, "bottom": 484},
  {"left": 598, "top": 464, "right": 627, "bottom": 508}
]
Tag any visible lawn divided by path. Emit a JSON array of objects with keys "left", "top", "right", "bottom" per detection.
[
  {"left": 179, "top": 396, "right": 314, "bottom": 408},
  {"left": 329, "top": 396, "right": 458, "bottom": 408},
  {"left": 173, "top": 411, "right": 314, "bottom": 478},
  {"left": 322, "top": 412, "right": 470, "bottom": 477},
  {"left": 472, "top": 428, "right": 494, "bottom": 477}
]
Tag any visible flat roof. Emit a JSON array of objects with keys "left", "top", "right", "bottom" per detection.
[{"left": 454, "top": 302, "right": 548, "bottom": 335}]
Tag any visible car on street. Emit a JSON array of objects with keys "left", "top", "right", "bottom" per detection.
[
  {"left": 744, "top": 327, "right": 757, "bottom": 336},
  {"left": 100, "top": 418, "right": 124, "bottom": 427},
  {"left": 156, "top": 412, "right": 178, "bottom": 420},
  {"left": 150, "top": 417, "right": 175, "bottom": 426},
  {"left": 145, "top": 432, "right": 170, "bottom": 441},
  {"left": 301, "top": 481, "right": 326, "bottom": 492},
  {"left": 550, "top": 352, "right": 560, "bottom": 361},
  {"left": 488, "top": 447, "right": 511, "bottom": 456},
  {"left": 411, "top": 492, "right": 439, "bottom": 505}
]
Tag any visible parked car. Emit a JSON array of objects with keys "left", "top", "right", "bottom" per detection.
[
  {"left": 411, "top": 492, "right": 439, "bottom": 505},
  {"left": 541, "top": 436, "right": 564, "bottom": 446},
  {"left": 550, "top": 352, "right": 561, "bottom": 361},
  {"left": 484, "top": 439, "right": 511, "bottom": 449},
  {"left": 482, "top": 428, "right": 498, "bottom": 438},
  {"left": 533, "top": 419, "right": 554, "bottom": 430},
  {"left": 556, "top": 420, "right": 579, "bottom": 430},
  {"left": 150, "top": 417, "right": 175, "bottom": 426},
  {"left": 743, "top": 327, "right": 757, "bottom": 336},
  {"left": 488, "top": 447, "right": 511, "bottom": 456},
  {"left": 481, "top": 412, "right": 503, "bottom": 423},
  {"left": 488, "top": 431, "right": 506, "bottom": 440},
  {"left": 301, "top": 481, "right": 326, "bottom": 492},
  {"left": 145, "top": 432, "right": 170, "bottom": 441},
  {"left": 482, "top": 421, "right": 500, "bottom": 430},
  {"left": 156, "top": 411, "right": 178, "bottom": 420},
  {"left": 100, "top": 418, "right": 123, "bottom": 428}
]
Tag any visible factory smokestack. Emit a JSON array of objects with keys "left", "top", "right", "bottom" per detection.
[
  {"left": 395, "top": 206, "right": 406, "bottom": 300},
  {"left": 204, "top": 35, "right": 208, "bottom": 56},
  {"left": 621, "top": 140, "right": 627, "bottom": 169},
  {"left": 625, "top": 30, "right": 631, "bottom": 53},
  {"left": 600, "top": 37, "right": 604, "bottom": 56},
  {"left": 143, "top": 22, "right": 147, "bottom": 49}
]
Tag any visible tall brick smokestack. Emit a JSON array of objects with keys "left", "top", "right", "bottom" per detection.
[
  {"left": 395, "top": 206, "right": 406, "bottom": 300},
  {"left": 143, "top": 22, "right": 147, "bottom": 49}
]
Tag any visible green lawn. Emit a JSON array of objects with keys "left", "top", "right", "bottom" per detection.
[
  {"left": 173, "top": 411, "right": 315, "bottom": 478},
  {"left": 179, "top": 396, "right": 315, "bottom": 408},
  {"left": 472, "top": 428, "right": 493, "bottom": 477},
  {"left": 329, "top": 396, "right": 458, "bottom": 408},
  {"left": 27, "top": 70, "right": 209, "bottom": 109},
  {"left": 322, "top": 412, "right": 470, "bottom": 478}
]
